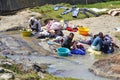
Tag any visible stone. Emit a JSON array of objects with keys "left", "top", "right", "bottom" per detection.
[
  {"left": 0, "top": 73, "right": 14, "bottom": 80},
  {"left": 0, "top": 67, "right": 4, "bottom": 73},
  {"left": 32, "top": 63, "right": 48, "bottom": 73},
  {"left": 37, "top": 72, "right": 45, "bottom": 79},
  {"left": 90, "top": 54, "right": 120, "bottom": 79},
  {"left": 2, "top": 62, "right": 12, "bottom": 66}
]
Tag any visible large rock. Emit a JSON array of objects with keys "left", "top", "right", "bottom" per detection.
[
  {"left": 0, "top": 73, "right": 14, "bottom": 80},
  {"left": 0, "top": 67, "right": 4, "bottom": 73},
  {"left": 89, "top": 54, "right": 120, "bottom": 79}
]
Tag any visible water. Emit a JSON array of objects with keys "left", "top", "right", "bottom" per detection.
[
  {"left": 2, "top": 31, "right": 112, "bottom": 80},
  {"left": 5, "top": 54, "right": 111, "bottom": 80}
]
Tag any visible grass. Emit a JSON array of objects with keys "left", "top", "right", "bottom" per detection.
[
  {"left": 41, "top": 74, "right": 79, "bottom": 80},
  {"left": 19, "top": 73, "right": 79, "bottom": 80},
  {"left": 30, "top": 1, "right": 120, "bottom": 21},
  {"left": 1, "top": 63, "right": 23, "bottom": 74}
]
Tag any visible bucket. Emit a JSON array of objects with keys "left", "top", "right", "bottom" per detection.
[
  {"left": 21, "top": 31, "right": 32, "bottom": 37},
  {"left": 78, "top": 27, "right": 89, "bottom": 36},
  {"left": 57, "top": 47, "right": 70, "bottom": 57}
]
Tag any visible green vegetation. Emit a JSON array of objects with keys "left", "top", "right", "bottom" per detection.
[
  {"left": 41, "top": 74, "right": 78, "bottom": 80},
  {"left": 19, "top": 71, "right": 40, "bottom": 80},
  {"left": 19, "top": 72, "right": 78, "bottom": 80},
  {"left": 1, "top": 63, "right": 23, "bottom": 74},
  {"left": 30, "top": 1, "right": 120, "bottom": 21}
]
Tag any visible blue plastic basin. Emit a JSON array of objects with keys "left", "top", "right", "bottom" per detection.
[{"left": 57, "top": 47, "right": 70, "bottom": 56}]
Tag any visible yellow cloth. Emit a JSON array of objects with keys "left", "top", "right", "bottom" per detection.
[{"left": 87, "top": 48, "right": 102, "bottom": 55}]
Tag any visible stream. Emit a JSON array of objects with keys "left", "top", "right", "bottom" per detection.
[
  {"left": 1, "top": 31, "right": 112, "bottom": 80},
  {"left": 5, "top": 54, "right": 111, "bottom": 80}
]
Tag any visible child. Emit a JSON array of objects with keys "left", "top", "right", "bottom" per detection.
[{"left": 61, "top": 33, "right": 75, "bottom": 49}]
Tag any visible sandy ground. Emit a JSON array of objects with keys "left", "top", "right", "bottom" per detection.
[
  {"left": 0, "top": 10, "right": 120, "bottom": 47},
  {"left": 0, "top": 10, "right": 41, "bottom": 31}
]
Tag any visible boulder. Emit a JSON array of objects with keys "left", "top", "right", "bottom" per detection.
[
  {"left": 0, "top": 67, "right": 4, "bottom": 73},
  {"left": 89, "top": 54, "right": 120, "bottom": 79},
  {"left": 0, "top": 73, "right": 14, "bottom": 80}
]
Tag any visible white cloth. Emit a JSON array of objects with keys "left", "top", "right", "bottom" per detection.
[
  {"left": 49, "top": 22, "right": 62, "bottom": 30},
  {"left": 89, "top": 8, "right": 108, "bottom": 12},
  {"left": 38, "top": 30, "right": 49, "bottom": 36}
]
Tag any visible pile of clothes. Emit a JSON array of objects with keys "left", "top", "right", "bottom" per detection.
[{"left": 108, "top": 8, "right": 120, "bottom": 16}]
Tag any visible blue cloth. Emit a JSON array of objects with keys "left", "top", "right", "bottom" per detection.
[
  {"left": 72, "top": 8, "right": 80, "bottom": 18},
  {"left": 71, "top": 49, "right": 86, "bottom": 55}
]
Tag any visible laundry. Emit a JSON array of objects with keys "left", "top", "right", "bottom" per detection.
[
  {"left": 54, "top": 5, "right": 99, "bottom": 18},
  {"left": 108, "top": 8, "right": 120, "bottom": 16}
]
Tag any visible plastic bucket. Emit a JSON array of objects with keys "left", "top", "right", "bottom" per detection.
[
  {"left": 21, "top": 31, "right": 32, "bottom": 37},
  {"left": 78, "top": 27, "right": 89, "bottom": 36},
  {"left": 57, "top": 47, "right": 70, "bottom": 57}
]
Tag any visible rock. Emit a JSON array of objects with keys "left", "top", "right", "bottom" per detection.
[
  {"left": 0, "top": 67, "right": 4, "bottom": 73},
  {"left": 2, "top": 62, "right": 13, "bottom": 66},
  {"left": 0, "top": 73, "right": 14, "bottom": 80},
  {"left": 89, "top": 54, "right": 120, "bottom": 79},
  {"left": 37, "top": 72, "right": 45, "bottom": 79},
  {"left": 32, "top": 63, "right": 48, "bottom": 73}
]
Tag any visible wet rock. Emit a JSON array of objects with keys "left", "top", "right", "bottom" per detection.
[
  {"left": 32, "top": 63, "right": 48, "bottom": 73},
  {"left": 5, "top": 26, "right": 23, "bottom": 31},
  {"left": 89, "top": 54, "right": 120, "bottom": 79},
  {"left": 0, "top": 67, "right": 4, "bottom": 73},
  {"left": 0, "top": 73, "right": 14, "bottom": 80}
]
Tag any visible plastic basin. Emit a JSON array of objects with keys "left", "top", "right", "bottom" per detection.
[
  {"left": 78, "top": 27, "right": 89, "bottom": 36},
  {"left": 21, "top": 31, "right": 32, "bottom": 37},
  {"left": 57, "top": 47, "right": 70, "bottom": 57}
]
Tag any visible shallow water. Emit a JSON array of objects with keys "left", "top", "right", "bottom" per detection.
[
  {"left": 5, "top": 54, "right": 111, "bottom": 80},
  {"left": 2, "top": 31, "right": 112, "bottom": 80}
]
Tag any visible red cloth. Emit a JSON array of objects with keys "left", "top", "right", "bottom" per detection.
[{"left": 66, "top": 27, "right": 78, "bottom": 32}]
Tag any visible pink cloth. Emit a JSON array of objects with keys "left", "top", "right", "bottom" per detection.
[{"left": 46, "top": 20, "right": 62, "bottom": 30}]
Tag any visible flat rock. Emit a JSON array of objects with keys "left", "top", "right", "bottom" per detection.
[
  {"left": 0, "top": 73, "right": 14, "bottom": 80},
  {"left": 89, "top": 54, "right": 120, "bottom": 79}
]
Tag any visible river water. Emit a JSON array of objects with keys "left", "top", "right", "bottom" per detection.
[
  {"left": 5, "top": 54, "right": 111, "bottom": 80},
  {"left": 2, "top": 31, "right": 112, "bottom": 80}
]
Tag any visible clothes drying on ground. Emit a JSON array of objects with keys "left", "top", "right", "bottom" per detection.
[
  {"left": 72, "top": 8, "right": 80, "bottom": 18},
  {"left": 66, "top": 27, "right": 78, "bottom": 32},
  {"left": 61, "top": 8, "right": 73, "bottom": 15},
  {"left": 108, "top": 8, "right": 120, "bottom": 16},
  {"left": 46, "top": 20, "right": 62, "bottom": 30},
  {"left": 54, "top": 5, "right": 99, "bottom": 18},
  {"left": 80, "top": 8, "right": 99, "bottom": 18},
  {"left": 54, "top": 6, "right": 67, "bottom": 11}
]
